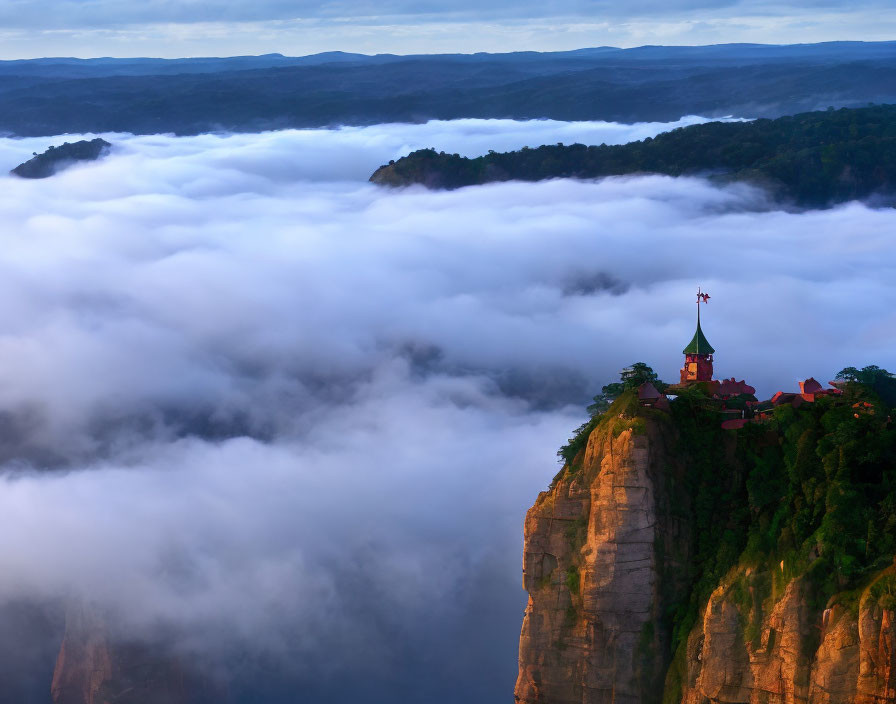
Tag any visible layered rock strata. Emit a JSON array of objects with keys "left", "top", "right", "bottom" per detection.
[
  {"left": 677, "top": 571, "right": 896, "bottom": 704},
  {"left": 517, "top": 407, "right": 896, "bottom": 704},
  {"left": 515, "top": 415, "right": 690, "bottom": 704}
]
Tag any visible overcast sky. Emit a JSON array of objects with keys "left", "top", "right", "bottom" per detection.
[{"left": 0, "top": 0, "right": 893, "bottom": 58}]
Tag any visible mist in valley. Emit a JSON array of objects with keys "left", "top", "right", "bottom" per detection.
[{"left": 0, "top": 118, "right": 893, "bottom": 702}]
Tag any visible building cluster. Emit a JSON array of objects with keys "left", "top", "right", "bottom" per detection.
[{"left": 636, "top": 291, "right": 850, "bottom": 429}]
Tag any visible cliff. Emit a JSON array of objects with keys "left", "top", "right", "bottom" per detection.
[
  {"left": 51, "top": 603, "right": 220, "bottom": 704},
  {"left": 518, "top": 381, "right": 896, "bottom": 704},
  {"left": 516, "top": 399, "right": 692, "bottom": 704},
  {"left": 671, "top": 567, "right": 896, "bottom": 704},
  {"left": 11, "top": 138, "right": 111, "bottom": 179}
]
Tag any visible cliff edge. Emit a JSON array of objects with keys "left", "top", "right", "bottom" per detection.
[
  {"left": 516, "top": 396, "right": 691, "bottom": 704},
  {"left": 518, "top": 379, "right": 896, "bottom": 704}
]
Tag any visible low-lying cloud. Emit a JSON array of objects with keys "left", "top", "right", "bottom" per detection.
[
  {"left": 0, "top": 118, "right": 893, "bottom": 702},
  {"left": 0, "top": 115, "right": 734, "bottom": 183}
]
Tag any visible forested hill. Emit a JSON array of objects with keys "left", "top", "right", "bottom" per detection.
[
  {"left": 369, "top": 104, "right": 896, "bottom": 207},
  {"left": 1, "top": 42, "right": 896, "bottom": 135}
]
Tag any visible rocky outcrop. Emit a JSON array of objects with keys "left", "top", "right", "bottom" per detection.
[
  {"left": 676, "top": 571, "right": 896, "bottom": 704},
  {"left": 683, "top": 585, "right": 754, "bottom": 703},
  {"left": 680, "top": 575, "right": 814, "bottom": 704},
  {"left": 51, "top": 603, "right": 219, "bottom": 704},
  {"left": 515, "top": 413, "right": 691, "bottom": 704},
  {"left": 11, "top": 138, "right": 111, "bottom": 179},
  {"left": 856, "top": 597, "right": 896, "bottom": 704},
  {"left": 812, "top": 603, "right": 860, "bottom": 704},
  {"left": 518, "top": 394, "right": 896, "bottom": 704}
]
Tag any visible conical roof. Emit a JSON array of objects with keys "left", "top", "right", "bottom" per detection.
[{"left": 683, "top": 311, "right": 715, "bottom": 355}]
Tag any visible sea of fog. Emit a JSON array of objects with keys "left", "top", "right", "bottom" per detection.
[{"left": 0, "top": 117, "right": 893, "bottom": 702}]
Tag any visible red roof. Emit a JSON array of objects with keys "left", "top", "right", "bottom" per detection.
[
  {"left": 717, "top": 378, "right": 756, "bottom": 397},
  {"left": 799, "top": 378, "right": 824, "bottom": 395}
]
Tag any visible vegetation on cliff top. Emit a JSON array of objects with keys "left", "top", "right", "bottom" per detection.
[
  {"left": 660, "top": 366, "right": 896, "bottom": 703},
  {"left": 557, "top": 362, "right": 664, "bottom": 465},
  {"left": 636, "top": 365, "right": 896, "bottom": 645},
  {"left": 554, "top": 363, "right": 896, "bottom": 702},
  {"left": 371, "top": 104, "right": 896, "bottom": 207}
]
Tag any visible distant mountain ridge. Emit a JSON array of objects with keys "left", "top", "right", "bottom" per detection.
[
  {"left": 370, "top": 104, "right": 896, "bottom": 207},
  {"left": 4, "top": 41, "right": 896, "bottom": 76},
  {"left": 0, "top": 42, "right": 895, "bottom": 136}
]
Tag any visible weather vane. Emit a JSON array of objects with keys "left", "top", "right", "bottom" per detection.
[{"left": 697, "top": 286, "right": 710, "bottom": 304}]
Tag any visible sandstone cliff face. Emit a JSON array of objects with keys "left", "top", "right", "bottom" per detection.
[
  {"left": 676, "top": 571, "right": 896, "bottom": 704},
  {"left": 515, "top": 415, "right": 690, "bottom": 704},
  {"left": 679, "top": 575, "right": 813, "bottom": 704},
  {"left": 518, "top": 403, "right": 896, "bottom": 704},
  {"left": 855, "top": 597, "right": 896, "bottom": 704},
  {"left": 51, "top": 603, "right": 217, "bottom": 704}
]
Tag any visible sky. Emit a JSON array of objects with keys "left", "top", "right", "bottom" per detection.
[
  {"left": 0, "top": 0, "right": 894, "bottom": 58},
  {"left": 0, "top": 119, "right": 894, "bottom": 700}
]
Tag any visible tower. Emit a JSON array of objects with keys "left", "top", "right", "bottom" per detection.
[{"left": 680, "top": 288, "right": 715, "bottom": 383}]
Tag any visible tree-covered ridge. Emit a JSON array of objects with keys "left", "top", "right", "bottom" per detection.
[
  {"left": 10, "top": 138, "right": 111, "bottom": 179},
  {"left": 1, "top": 45, "right": 896, "bottom": 136},
  {"left": 370, "top": 104, "right": 896, "bottom": 207}
]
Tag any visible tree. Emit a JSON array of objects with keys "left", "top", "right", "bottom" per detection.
[
  {"left": 587, "top": 362, "right": 665, "bottom": 416},
  {"left": 836, "top": 365, "right": 896, "bottom": 406}
]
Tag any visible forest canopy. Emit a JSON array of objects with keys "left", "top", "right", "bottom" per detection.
[{"left": 371, "top": 104, "right": 896, "bottom": 207}]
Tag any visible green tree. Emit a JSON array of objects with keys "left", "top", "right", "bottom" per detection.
[
  {"left": 588, "top": 362, "right": 666, "bottom": 416},
  {"left": 836, "top": 365, "right": 896, "bottom": 406}
]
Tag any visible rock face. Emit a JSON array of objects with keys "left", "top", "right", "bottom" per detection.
[
  {"left": 518, "top": 405, "right": 896, "bottom": 704},
  {"left": 855, "top": 599, "right": 896, "bottom": 704},
  {"left": 11, "top": 138, "right": 111, "bottom": 179},
  {"left": 515, "top": 416, "right": 691, "bottom": 704},
  {"left": 679, "top": 576, "right": 815, "bottom": 704},
  {"left": 676, "top": 572, "right": 896, "bottom": 704},
  {"left": 51, "top": 603, "right": 219, "bottom": 704}
]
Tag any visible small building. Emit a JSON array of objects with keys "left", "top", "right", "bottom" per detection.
[
  {"left": 637, "top": 382, "right": 671, "bottom": 411},
  {"left": 771, "top": 378, "right": 843, "bottom": 407},
  {"left": 799, "top": 378, "right": 824, "bottom": 397},
  {"left": 716, "top": 378, "right": 757, "bottom": 398},
  {"left": 680, "top": 297, "right": 714, "bottom": 384},
  {"left": 771, "top": 391, "right": 805, "bottom": 408}
]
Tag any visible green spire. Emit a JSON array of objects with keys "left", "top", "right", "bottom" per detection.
[{"left": 683, "top": 305, "right": 715, "bottom": 355}]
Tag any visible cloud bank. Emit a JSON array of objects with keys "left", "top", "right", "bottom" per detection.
[
  {"left": 0, "top": 118, "right": 893, "bottom": 701},
  {"left": 0, "top": 116, "right": 735, "bottom": 183}
]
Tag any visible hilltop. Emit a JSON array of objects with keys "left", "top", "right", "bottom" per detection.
[
  {"left": 370, "top": 104, "right": 896, "bottom": 207},
  {"left": 11, "top": 138, "right": 111, "bottom": 179}
]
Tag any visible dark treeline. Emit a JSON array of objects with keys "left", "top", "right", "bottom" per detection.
[
  {"left": 1, "top": 43, "right": 896, "bottom": 135},
  {"left": 10, "top": 138, "right": 110, "bottom": 178},
  {"left": 370, "top": 104, "right": 896, "bottom": 207}
]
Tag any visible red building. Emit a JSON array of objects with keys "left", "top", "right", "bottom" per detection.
[{"left": 680, "top": 296, "right": 715, "bottom": 383}]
